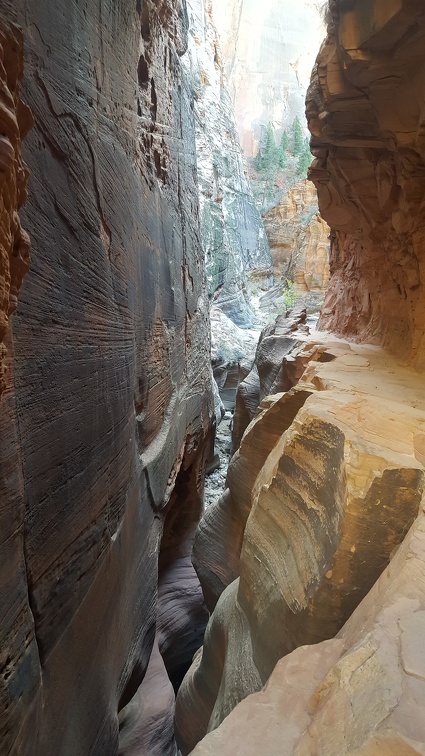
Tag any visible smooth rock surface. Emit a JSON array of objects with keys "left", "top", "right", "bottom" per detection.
[
  {"left": 177, "top": 334, "right": 425, "bottom": 753},
  {"left": 118, "top": 639, "right": 177, "bottom": 756},
  {"left": 189, "top": 497, "right": 425, "bottom": 755}
]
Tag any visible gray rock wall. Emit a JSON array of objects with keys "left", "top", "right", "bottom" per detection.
[{"left": 183, "top": 0, "right": 271, "bottom": 327}]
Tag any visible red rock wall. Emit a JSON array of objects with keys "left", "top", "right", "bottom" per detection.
[
  {"left": 0, "top": 11, "right": 36, "bottom": 754},
  {"left": 1, "top": 0, "right": 213, "bottom": 753},
  {"left": 0, "top": 14, "right": 32, "bottom": 398},
  {"left": 307, "top": 0, "right": 425, "bottom": 370}
]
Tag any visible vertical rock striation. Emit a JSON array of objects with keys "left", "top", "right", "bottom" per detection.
[
  {"left": 1, "top": 0, "right": 213, "bottom": 753},
  {"left": 211, "top": 0, "right": 325, "bottom": 155},
  {"left": 307, "top": 0, "right": 425, "bottom": 369},
  {"left": 182, "top": 0, "right": 270, "bottom": 327}
]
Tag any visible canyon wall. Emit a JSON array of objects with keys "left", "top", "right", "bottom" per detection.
[
  {"left": 0, "top": 0, "right": 213, "bottom": 753},
  {"left": 188, "top": 493, "right": 425, "bottom": 755},
  {"left": 183, "top": 0, "right": 270, "bottom": 327},
  {"left": 175, "top": 1, "right": 425, "bottom": 752},
  {"left": 209, "top": 0, "right": 329, "bottom": 317},
  {"left": 263, "top": 180, "right": 330, "bottom": 294},
  {"left": 308, "top": 0, "right": 425, "bottom": 370},
  {"left": 211, "top": 0, "right": 325, "bottom": 156}
]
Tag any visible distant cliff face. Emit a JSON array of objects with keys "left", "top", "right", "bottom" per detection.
[
  {"left": 212, "top": 0, "right": 325, "bottom": 156},
  {"left": 263, "top": 178, "right": 329, "bottom": 293},
  {"left": 308, "top": 0, "right": 425, "bottom": 369},
  {"left": 1, "top": 0, "right": 212, "bottom": 753},
  {"left": 183, "top": 0, "right": 270, "bottom": 327}
]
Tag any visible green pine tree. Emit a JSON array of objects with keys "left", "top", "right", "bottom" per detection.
[
  {"left": 277, "top": 129, "right": 288, "bottom": 168},
  {"left": 296, "top": 140, "right": 312, "bottom": 176},
  {"left": 276, "top": 147, "right": 286, "bottom": 169},
  {"left": 262, "top": 123, "right": 277, "bottom": 172},
  {"left": 292, "top": 116, "right": 303, "bottom": 155},
  {"left": 253, "top": 148, "right": 263, "bottom": 171}
]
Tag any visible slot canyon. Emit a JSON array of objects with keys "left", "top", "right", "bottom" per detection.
[{"left": 1, "top": 0, "right": 425, "bottom": 754}]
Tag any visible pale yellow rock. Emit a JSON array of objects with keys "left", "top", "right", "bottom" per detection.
[
  {"left": 189, "top": 500, "right": 425, "bottom": 755},
  {"left": 176, "top": 335, "right": 425, "bottom": 754}
]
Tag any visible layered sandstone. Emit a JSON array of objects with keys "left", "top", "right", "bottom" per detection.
[
  {"left": 231, "top": 308, "right": 309, "bottom": 452},
  {"left": 189, "top": 495, "right": 425, "bottom": 755},
  {"left": 1, "top": 1, "right": 213, "bottom": 753},
  {"left": 263, "top": 179, "right": 330, "bottom": 296},
  {"left": 307, "top": 0, "right": 425, "bottom": 369},
  {"left": 176, "top": 334, "right": 425, "bottom": 753}
]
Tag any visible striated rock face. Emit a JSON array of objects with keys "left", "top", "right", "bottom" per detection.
[
  {"left": 176, "top": 334, "right": 425, "bottom": 753},
  {"left": 263, "top": 179, "right": 330, "bottom": 298},
  {"left": 307, "top": 0, "right": 425, "bottom": 370},
  {"left": 182, "top": 0, "right": 270, "bottom": 327},
  {"left": 188, "top": 496, "right": 425, "bottom": 755},
  {"left": 1, "top": 0, "right": 213, "bottom": 753},
  {"left": 211, "top": 0, "right": 325, "bottom": 156}
]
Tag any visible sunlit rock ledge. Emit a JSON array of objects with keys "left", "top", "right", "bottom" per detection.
[{"left": 176, "top": 331, "right": 425, "bottom": 754}]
